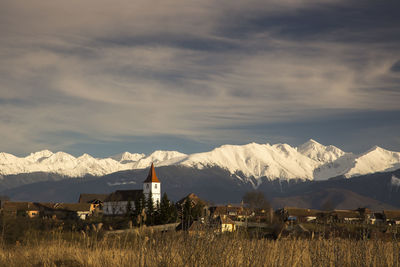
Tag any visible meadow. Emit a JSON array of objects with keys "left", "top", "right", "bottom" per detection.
[{"left": 0, "top": 229, "right": 400, "bottom": 267}]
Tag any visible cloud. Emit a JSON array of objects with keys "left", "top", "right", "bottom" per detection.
[
  {"left": 0, "top": 0, "right": 399, "bottom": 155},
  {"left": 391, "top": 60, "right": 400, "bottom": 72}
]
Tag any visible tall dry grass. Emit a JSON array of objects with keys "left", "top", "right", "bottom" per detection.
[{"left": 0, "top": 230, "right": 399, "bottom": 267}]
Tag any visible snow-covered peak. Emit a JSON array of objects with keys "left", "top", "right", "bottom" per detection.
[
  {"left": 344, "top": 146, "right": 400, "bottom": 177},
  {"left": 1, "top": 141, "right": 400, "bottom": 181},
  {"left": 77, "top": 153, "right": 95, "bottom": 161},
  {"left": 298, "top": 139, "right": 346, "bottom": 163},
  {"left": 132, "top": 150, "right": 187, "bottom": 169},
  {"left": 111, "top": 152, "right": 145, "bottom": 163},
  {"left": 0, "top": 152, "right": 18, "bottom": 163},
  {"left": 42, "top": 152, "right": 76, "bottom": 163},
  {"left": 177, "top": 142, "right": 318, "bottom": 180},
  {"left": 25, "top": 150, "right": 54, "bottom": 162}
]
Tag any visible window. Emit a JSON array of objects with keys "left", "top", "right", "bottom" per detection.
[
  {"left": 146, "top": 184, "right": 149, "bottom": 189},
  {"left": 155, "top": 184, "right": 157, "bottom": 189}
]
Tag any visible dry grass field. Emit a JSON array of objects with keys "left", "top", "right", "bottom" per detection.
[{"left": 0, "top": 230, "right": 400, "bottom": 267}]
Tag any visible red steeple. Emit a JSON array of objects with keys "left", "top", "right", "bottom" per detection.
[{"left": 143, "top": 163, "right": 160, "bottom": 183}]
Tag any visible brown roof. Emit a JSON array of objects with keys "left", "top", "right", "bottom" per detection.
[
  {"left": 283, "top": 207, "right": 320, "bottom": 217},
  {"left": 105, "top": 190, "right": 143, "bottom": 202},
  {"left": 78, "top": 194, "right": 109, "bottom": 203},
  {"left": 2, "top": 201, "right": 40, "bottom": 212},
  {"left": 383, "top": 210, "right": 400, "bottom": 220},
  {"left": 332, "top": 210, "right": 360, "bottom": 219},
  {"left": 33, "top": 202, "right": 93, "bottom": 212},
  {"left": 54, "top": 203, "right": 92, "bottom": 212},
  {"left": 210, "top": 205, "right": 251, "bottom": 216},
  {"left": 2, "top": 202, "right": 92, "bottom": 212},
  {"left": 143, "top": 163, "right": 160, "bottom": 183}
]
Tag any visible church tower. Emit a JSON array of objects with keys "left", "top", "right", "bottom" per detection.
[{"left": 143, "top": 163, "right": 161, "bottom": 206}]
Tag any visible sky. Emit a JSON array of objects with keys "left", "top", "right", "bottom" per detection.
[{"left": 0, "top": 0, "right": 400, "bottom": 157}]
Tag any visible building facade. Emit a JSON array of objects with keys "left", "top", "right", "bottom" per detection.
[{"left": 102, "top": 163, "right": 161, "bottom": 215}]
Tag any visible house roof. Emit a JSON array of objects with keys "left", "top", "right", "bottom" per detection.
[
  {"left": 53, "top": 203, "right": 93, "bottom": 212},
  {"left": 2, "top": 201, "right": 40, "bottom": 212},
  {"left": 105, "top": 190, "right": 143, "bottom": 202},
  {"left": 78, "top": 193, "right": 109, "bottom": 203},
  {"left": 143, "top": 163, "right": 160, "bottom": 183},
  {"left": 332, "top": 209, "right": 360, "bottom": 219},
  {"left": 283, "top": 207, "right": 320, "bottom": 217},
  {"left": 209, "top": 205, "right": 251, "bottom": 216},
  {"left": 2, "top": 202, "right": 92, "bottom": 212},
  {"left": 383, "top": 210, "right": 400, "bottom": 220}
]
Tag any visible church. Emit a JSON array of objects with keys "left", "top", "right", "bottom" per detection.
[{"left": 102, "top": 163, "right": 161, "bottom": 216}]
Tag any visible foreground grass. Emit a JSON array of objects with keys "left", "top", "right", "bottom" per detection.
[{"left": 1, "top": 230, "right": 400, "bottom": 267}]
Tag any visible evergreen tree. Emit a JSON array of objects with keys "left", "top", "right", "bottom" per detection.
[
  {"left": 145, "top": 191, "right": 155, "bottom": 225},
  {"left": 169, "top": 202, "right": 178, "bottom": 223},
  {"left": 133, "top": 192, "right": 145, "bottom": 226},
  {"left": 126, "top": 199, "right": 134, "bottom": 218},
  {"left": 154, "top": 200, "right": 161, "bottom": 225},
  {"left": 159, "top": 193, "right": 175, "bottom": 224}
]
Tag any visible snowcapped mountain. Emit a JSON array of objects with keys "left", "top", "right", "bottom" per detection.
[
  {"left": 313, "top": 146, "right": 400, "bottom": 180},
  {"left": 0, "top": 140, "right": 400, "bottom": 181},
  {"left": 0, "top": 150, "right": 184, "bottom": 177},
  {"left": 297, "top": 139, "right": 346, "bottom": 163},
  {"left": 169, "top": 143, "right": 318, "bottom": 181}
]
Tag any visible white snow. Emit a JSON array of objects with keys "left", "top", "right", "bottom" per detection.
[
  {"left": 390, "top": 175, "right": 400, "bottom": 187},
  {"left": 297, "top": 139, "right": 346, "bottom": 163},
  {"left": 0, "top": 140, "right": 399, "bottom": 181},
  {"left": 172, "top": 143, "right": 318, "bottom": 180},
  {"left": 344, "top": 146, "right": 400, "bottom": 178},
  {"left": 111, "top": 152, "right": 145, "bottom": 163}
]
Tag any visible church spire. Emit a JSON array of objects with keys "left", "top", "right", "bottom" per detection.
[{"left": 143, "top": 163, "right": 160, "bottom": 183}]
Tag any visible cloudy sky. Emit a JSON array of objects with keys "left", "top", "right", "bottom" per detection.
[{"left": 1, "top": 0, "right": 400, "bottom": 157}]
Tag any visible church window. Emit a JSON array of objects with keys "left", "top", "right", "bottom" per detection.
[
  {"left": 146, "top": 184, "right": 149, "bottom": 189},
  {"left": 155, "top": 184, "right": 157, "bottom": 189}
]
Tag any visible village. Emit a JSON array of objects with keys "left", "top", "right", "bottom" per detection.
[{"left": 2, "top": 164, "right": 400, "bottom": 238}]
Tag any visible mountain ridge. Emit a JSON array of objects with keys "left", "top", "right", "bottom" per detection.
[{"left": 1, "top": 140, "right": 400, "bottom": 182}]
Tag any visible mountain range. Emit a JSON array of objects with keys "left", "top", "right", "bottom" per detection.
[
  {"left": 1, "top": 139, "right": 400, "bottom": 210},
  {"left": 1, "top": 139, "right": 399, "bottom": 181}
]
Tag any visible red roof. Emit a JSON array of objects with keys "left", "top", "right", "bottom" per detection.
[{"left": 143, "top": 163, "right": 160, "bottom": 183}]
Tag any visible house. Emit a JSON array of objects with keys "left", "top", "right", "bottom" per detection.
[
  {"left": 383, "top": 210, "right": 400, "bottom": 225},
  {"left": 2, "top": 201, "right": 40, "bottom": 218},
  {"left": 331, "top": 210, "right": 361, "bottom": 223},
  {"left": 78, "top": 193, "right": 109, "bottom": 210},
  {"left": 54, "top": 203, "right": 95, "bottom": 220},
  {"left": 212, "top": 215, "right": 236, "bottom": 233},
  {"left": 1, "top": 201, "right": 94, "bottom": 220},
  {"left": 371, "top": 212, "right": 385, "bottom": 225},
  {"left": 209, "top": 205, "right": 252, "bottom": 221},
  {"left": 277, "top": 207, "right": 319, "bottom": 223},
  {"left": 37, "top": 203, "right": 95, "bottom": 220},
  {"left": 356, "top": 208, "right": 374, "bottom": 223},
  {"left": 102, "top": 163, "right": 161, "bottom": 216}
]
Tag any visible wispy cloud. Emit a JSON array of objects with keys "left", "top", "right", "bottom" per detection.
[{"left": 0, "top": 0, "right": 399, "bottom": 155}]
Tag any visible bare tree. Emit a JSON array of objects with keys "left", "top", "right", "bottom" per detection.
[{"left": 242, "top": 191, "right": 270, "bottom": 213}]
